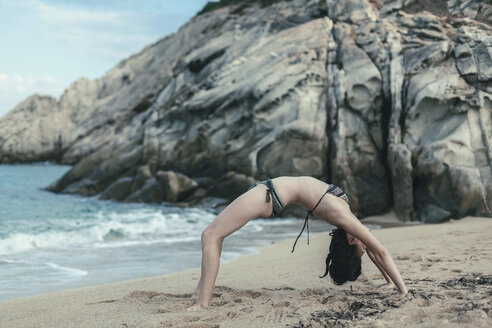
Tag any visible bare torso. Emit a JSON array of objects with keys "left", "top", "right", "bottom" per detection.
[{"left": 272, "top": 176, "right": 351, "bottom": 224}]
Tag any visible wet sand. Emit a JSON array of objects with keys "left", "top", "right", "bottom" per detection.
[{"left": 0, "top": 215, "right": 490, "bottom": 327}]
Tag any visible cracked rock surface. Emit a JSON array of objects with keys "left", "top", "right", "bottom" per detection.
[{"left": 0, "top": 0, "right": 490, "bottom": 222}]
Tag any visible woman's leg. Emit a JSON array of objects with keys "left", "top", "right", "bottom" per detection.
[
  {"left": 192, "top": 240, "right": 223, "bottom": 299},
  {"left": 191, "top": 185, "right": 272, "bottom": 308}
]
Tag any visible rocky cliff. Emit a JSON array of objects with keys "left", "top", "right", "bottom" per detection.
[{"left": 0, "top": 0, "right": 491, "bottom": 222}]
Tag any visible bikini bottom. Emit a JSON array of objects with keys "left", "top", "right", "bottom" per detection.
[{"left": 248, "top": 179, "right": 284, "bottom": 217}]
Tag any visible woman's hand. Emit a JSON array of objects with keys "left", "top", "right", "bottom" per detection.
[
  {"left": 378, "top": 282, "right": 396, "bottom": 290},
  {"left": 399, "top": 289, "right": 408, "bottom": 296},
  {"left": 377, "top": 282, "right": 408, "bottom": 296}
]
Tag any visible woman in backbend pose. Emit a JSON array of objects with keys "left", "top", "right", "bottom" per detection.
[{"left": 190, "top": 176, "right": 408, "bottom": 310}]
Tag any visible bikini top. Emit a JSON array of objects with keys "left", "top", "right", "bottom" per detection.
[{"left": 291, "top": 184, "right": 348, "bottom": 253}]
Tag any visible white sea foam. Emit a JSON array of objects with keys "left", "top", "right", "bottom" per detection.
[
  {"left": 44, "top": 262, "right": 88, "bottom": 276},
  {"left": 0, "top": 208, "right": 216, "bottom": 256},
  {"left": 0, "top": 211, "right": 318, "bottom": 256},
  {"left": 0, "top": 258, "right": 30, "bottom": 265}
]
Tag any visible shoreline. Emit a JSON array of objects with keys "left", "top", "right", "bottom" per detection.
[
  {"left": 0, "top": 211, "right": 400, "bottom": 303},
  {"left": 1, "top": 216, "right": 490, "bottom": 327}
]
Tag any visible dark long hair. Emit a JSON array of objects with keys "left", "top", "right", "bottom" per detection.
[{"left": 320, "top": 228, "right": 361, "bottom": 285}]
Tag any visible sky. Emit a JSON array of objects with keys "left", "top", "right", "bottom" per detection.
[{"left": 0, "top": 0, "right": 210, "bottom": 118}]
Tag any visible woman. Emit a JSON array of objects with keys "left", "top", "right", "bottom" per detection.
[{"left": 190, "top": 176, "right": 408, "bottom": 310}]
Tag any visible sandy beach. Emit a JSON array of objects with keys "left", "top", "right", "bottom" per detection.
[{"left": 1, "top": 215, "right": 491, "bottom": 328}]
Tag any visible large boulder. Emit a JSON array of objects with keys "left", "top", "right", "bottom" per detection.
[
  {"left": 47, "top": 142, "right": 143, "bottom": 195},
  {"left": 155, "top": 171, "right": 198, "bottom": 202},
  {"left": 403, "top": 59, "right": 492, "bottom": 221},
  {"left": 208, "top": 172, "right": 256, "bottom": 200},
  {"left": 1, "top": 0, "right": 491, "bottom": 220},
  {"left": 99, "top": 177, "right": 134, "bottom": 201},
  {"left": 126, "top": 178, "right": 164, "bottom": 203}
]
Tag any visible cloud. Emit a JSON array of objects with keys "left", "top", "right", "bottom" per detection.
[
  {"left": 0, "top": 0, "right": 205, "bottom": 118},
  {"left": 0, "top": 72, "right": 66, "bottom": 98},
  {"left": 20, "top": 0, "right": 160, "bottom": 61},
  {"left": 33, "top": 1, "right": 124, "bottom": 27},
  {"left": 0, "top": 72, "right": 68, "bottom": 117}
]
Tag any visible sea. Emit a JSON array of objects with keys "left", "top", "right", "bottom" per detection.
[{"left": 0, "top": 164, "right": 330, "bottom": 302}]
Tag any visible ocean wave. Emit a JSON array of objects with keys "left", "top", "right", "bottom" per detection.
[
  {"left": 0, "top": 209, "right": 215, "bottom": 256},
  {"left": 0, "top": 206, "right": 312, "bottom": 256},
  {"left": 44, "top": 262, "right": 88, "bottom": 276},
  {"left": 93, "top": 235, "right": 202, "bottom": 249},
  {"left": 0, "top": 258, "right": 30, "bottom": 265}
]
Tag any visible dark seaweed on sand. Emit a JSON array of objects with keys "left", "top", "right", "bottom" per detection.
[
  {"left": 440, "top": 274, "right": 492, "bottom": 289},
  {"left": 293, "top": 274, "right": 492, "bottom": 328}
]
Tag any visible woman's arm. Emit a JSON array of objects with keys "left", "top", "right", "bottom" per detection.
[
  {"left": 363, "top": 242, "right": 407, "bottom": 295},
  {"left": 366, "top": 249, "right": 394, "bottom": 287},
  {"left": 334, "top": 212, "right": 408, "bottom": 295},
  {"left": 362, "top": 228, "right": 393, "bottom": 284}
]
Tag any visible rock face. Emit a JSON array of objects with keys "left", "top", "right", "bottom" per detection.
[
  {"left": 0, "top": 95, "right": 73, "bottom": 162},
  {"left": 0, "top": 0, "right": 491, "bottom": 222}
]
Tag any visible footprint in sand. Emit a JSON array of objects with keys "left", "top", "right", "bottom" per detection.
[
  {"left": 122, "top": 290, "right": 195, "bottom": 313},
  {"left": 210, "top": 299, "right": 228, "bottom": 307},
  {"left": 225, "top": 311, "right": 238, "bottom": 319},
  {"left": 214, "top": 285, "right": 234, "bottom": 292},
  {"left": 265, "top": 307, "right": 286, "bottom": 323},
  {"left": 443, "top": 290, "right": 463, "bottom": 298},
  {"left": 201, "top": 311, "right": 239, "bottom": 323},
  {"left": 401, "top": 254, "right": 425, "bottom": 262},
  {"left": 121, "top": 291, "right": 194, "bottom": 313},
  {"left": 239, "top": 306, "right": 254, "bottom": 313},
  {"left": 157, "top": 300, "right": 193, "bottom": 313},
  {"left": 235, "top": 289, "right": 263, "bottom": 299}
]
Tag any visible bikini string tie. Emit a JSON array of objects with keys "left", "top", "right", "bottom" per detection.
[
  {"left": 291, "top": 187, "right": 331, "bottom": 253},
  {"left": 265, "top": 187, "right": 272, "bottom": 203},
  {"left": 291, "top": 211, "right": 311, "bottom": 253}
]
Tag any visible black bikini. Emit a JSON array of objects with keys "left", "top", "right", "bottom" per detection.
[
  {"left": 291, "top": 184, "right": 349, "bottom": 253},
  {"left": 248, "top": 179, "right": 284, "bottom": 217},
  {"left": 249, "top": 180, "right": 349, "bottom": 252}
]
